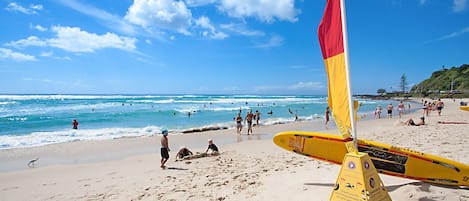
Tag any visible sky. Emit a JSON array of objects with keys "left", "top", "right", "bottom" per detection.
[{"left": 0, "top": 0, "right": 468, "bottom": 95}]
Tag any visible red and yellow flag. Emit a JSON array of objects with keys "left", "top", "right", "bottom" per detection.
[{"left": 318, "top": 0, "right": 351, "bottom": 138}]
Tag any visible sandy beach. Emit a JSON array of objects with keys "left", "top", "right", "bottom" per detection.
[{"left": 1, "top": 98, "right": 468, "bottom": 201}]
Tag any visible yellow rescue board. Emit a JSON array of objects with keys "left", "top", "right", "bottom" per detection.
[
  {"left": 273, "top": 131, "right": 469, "bottom": 186},
  {"left": 460, "top": 106, "right": 469, "bottom": 111}
]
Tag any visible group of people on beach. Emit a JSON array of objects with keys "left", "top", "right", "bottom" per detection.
[
  {"left": 159, "top": 129, "right": 219, "bottom": 169},
  {"left": 371, "top": 98, "right": 446, "bottom": 127},
  {"left": 235, "top": 109, "right": 261, "bottom": 135}
]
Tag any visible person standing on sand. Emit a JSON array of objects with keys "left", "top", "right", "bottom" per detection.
[
  {"left": 255, "top": 110, "right": 261, "bottom": 126},
  {"left": 72, "top": 119, "right": 78, "bottom": 129},
  {"left": 325, "top": 107, "right": 330, "bottom": 128},
  {"left": 375, "top": 105, "right": 382, "bottom": 119},
  {"left": 398, "top": 101, "right": 405, "bottom": 118},
  {"left": 245, "top": 110, "right": 254, "bottom": 135},
  {"left": 436, "top": 99, "right": 444, "bottom": 116},
  {"left": 387, "top": 103, "right": 394, "bottom": 119},
  {"left": 160, "top": 130, "right": 170, "bottom": 169},
  {"left": 235, "top": 113, "right": 243, "bottom": 134}
]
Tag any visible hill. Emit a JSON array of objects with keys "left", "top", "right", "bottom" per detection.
[{"left": 411, "top": 64, "right": 469, "bottom": 95}]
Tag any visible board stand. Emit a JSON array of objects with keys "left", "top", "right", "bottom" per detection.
[{"left": 330, "top": 152, "right": 392, "bottom": 201}]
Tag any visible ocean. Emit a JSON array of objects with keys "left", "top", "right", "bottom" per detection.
[{"left": 0, "top": 94, "right": 400, "bottom": 149}]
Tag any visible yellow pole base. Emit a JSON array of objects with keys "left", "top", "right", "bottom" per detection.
[{"left": 330, "top": 152, "right": 392, "bottom": 201}]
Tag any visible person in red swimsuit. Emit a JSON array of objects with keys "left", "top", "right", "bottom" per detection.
[{"left": 72, "top": 119, "right": 78, "bottom": 129}]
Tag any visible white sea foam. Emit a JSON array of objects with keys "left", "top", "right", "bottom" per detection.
[
  {"left": 0, "top": 101, "right": 16, "bottom": 105},
  {"left": 0, "top": 126, "right": 163, "bottom": 150},
  {"left": 3, "top": 102, "right": 119, "bottom": 117}
]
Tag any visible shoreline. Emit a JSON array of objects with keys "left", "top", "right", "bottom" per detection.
[
  {"left": 1, "top": 98, "right": 468, "bottom": 200},
  {"left": 0, "top": 119, "right": 330, "bottom": 173}
]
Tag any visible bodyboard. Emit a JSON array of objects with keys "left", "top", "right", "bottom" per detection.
[
  {"left": 273, "top": 131, "right": 469, "bottom": 186},
  {"left": 459, "top": 106, "right": 469, "bottom": 112}
]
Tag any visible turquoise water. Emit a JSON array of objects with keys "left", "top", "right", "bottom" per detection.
[{"left": 0, "top": 94, "right": 400, "bottom": 149}]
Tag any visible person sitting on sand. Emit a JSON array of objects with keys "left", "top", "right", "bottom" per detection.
[
  {"left": 175, "top": 146, "right": 193, "bottom": 161},
  {"left": 205, "top": 139, "right": 219, "bottom": 154},
  {"left": 404, "top": 117, "right": 425, "bottom": 126}
]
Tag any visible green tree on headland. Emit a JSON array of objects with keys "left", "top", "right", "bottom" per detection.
[
  {"left": 377, "top": 88, "right": 386, "bottom": 95},
  {"left": 400, "top": 74, "right": 408, "bottom": 93}
]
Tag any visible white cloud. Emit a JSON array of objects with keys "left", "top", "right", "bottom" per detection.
[
  {"left": 56, "top": 0, "right": 136, "bottom": 35},
  {"left": 48, "top": 26, "right": 137, "bottom": 53},
  {"left": 251, "top": 35, "right": 284, "bottom": 49},
  {"left": 40, "top": 51, "right": 53, "bottom": 57},
  {"left": 218, "top": 0, "right": 298, "bottom": 23},
  {"left": 5, "top": 36, "right": 47, "bottom": 48},
  {"left": 5, "top": 26, "right": 137, "bottom": 53},
  {"left": 55, "top": 56, "right": 72, "bottom": 61},
  {"left": 254, "top": 81, "right": 324, "bottom": 92},
  {"left": 453, "top": 0, "right": 467, "bottom": 12},
  {"left": 439, "top": 27, "right": 469, "bottom": 40},
  {"left": 125, "top": 0, "right": 193, "bottom": 35},
  {"left": 0, "top": 48, "right": 36, "bottom": 61},
  {"left": 195, "top": 16, "right": 228, "bottom": 39},
  {"left": 185, "top": 0, "right": 217, "bottom": 7},
  {"left": 220, "top": 23, "right": 265, "bottom": 36},
  {"left": 34, "top": 24, "right": 48, "bottom": 32},
  {"left": 289, "top": 82, "right": 324, "bottom": 90},
  {"left": 30, "top": 4, "right": 43, "bottom": 10},
  {"left": 5, "top": 2, "right": 42, "bottom": 15}
]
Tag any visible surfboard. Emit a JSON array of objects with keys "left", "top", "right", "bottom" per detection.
[
  {"left": 273, "top": 131, "right": 469, "bottom": 186},
  {"left": 460, "top": 106, "right": 469, "bottom": 112}
]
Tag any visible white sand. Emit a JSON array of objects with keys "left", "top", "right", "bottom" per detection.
[{"left": 0, "top": 98, "right": 468, "bottom": 201}]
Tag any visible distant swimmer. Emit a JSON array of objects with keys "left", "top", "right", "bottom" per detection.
[
  {"left": 72, "top": 119, "right": 78, "bottom": 129},
  {"left": 267, "top": 110, "right": 273, "bottom": 116}
]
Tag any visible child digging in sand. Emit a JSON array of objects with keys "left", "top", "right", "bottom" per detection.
[
  {"left": 206, "top": 139, "right": 219, "bottom": 153},
  {"left": 175, "top": 146, "right": 193, "bottom": 161}
]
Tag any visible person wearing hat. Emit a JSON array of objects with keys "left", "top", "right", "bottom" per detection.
[{"left": 160, "top": 129, "right": 170, "bottom": 169}]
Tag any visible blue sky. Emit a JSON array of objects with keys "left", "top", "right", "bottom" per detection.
[{"left": 0, "top": 0, "right": 468, "bottom": 95}]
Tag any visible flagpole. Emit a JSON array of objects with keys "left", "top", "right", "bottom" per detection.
[{"left": 339, "top": 0, "right": 357, "bottom": 150}]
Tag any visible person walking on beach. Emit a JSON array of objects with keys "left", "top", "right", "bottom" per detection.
[
  {"left": 375, "top": 105, "right": 382, "bottom": 119},
  {"left": 398, "top": 101, "right": 405, "bottom": 118},
  {"left": 436, "top": 99, "right": 444, "bottom": 116},
  {"left": 255, "top": 110, "right": 261, "bottom": 126},
  {"left": 245, "top": 110, "right": 254, "bottom": 135},
  {"left": 160, "top": 130, "right": 170, "bottom": 169},
  {"left": 325, "top": 107, "right": 330, "bottom": 128},
  {"left": 72, "top": 119, "right": 78, "bottom": 129},
  {"left": 235, "top": 113, "right": 243, "bottom": 134},
  {"left": 387, "top": 103, "right": 394, "bottom": 119}
]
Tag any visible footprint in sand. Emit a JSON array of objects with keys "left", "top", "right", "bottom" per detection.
[
  {"left": 2, "top": 186, "right": 19, "bottom": 191},
  {"left": 42, "top": 182, "right": 57, "bottom": 186}
]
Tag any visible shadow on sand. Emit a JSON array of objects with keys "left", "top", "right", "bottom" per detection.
[{"left": 166, "top": 167, "right": 188, "bottom": 171}]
